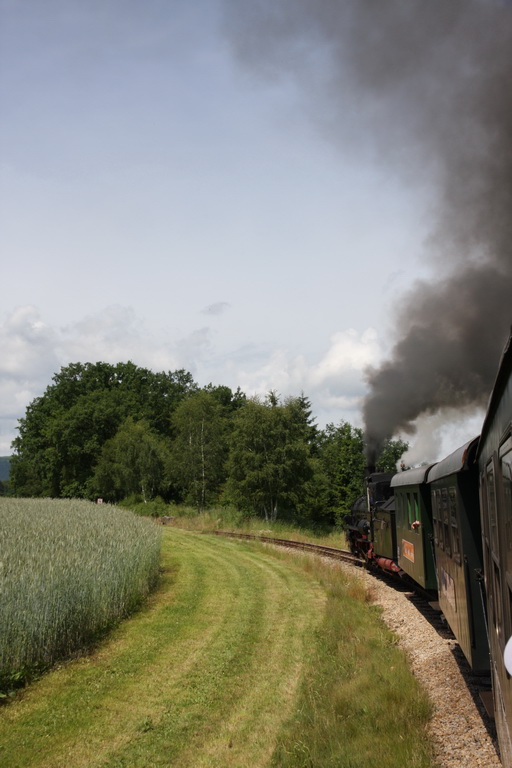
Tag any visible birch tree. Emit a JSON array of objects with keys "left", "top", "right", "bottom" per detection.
[{"left": 170, "top": 392, "right": 230, "bottom": 510}]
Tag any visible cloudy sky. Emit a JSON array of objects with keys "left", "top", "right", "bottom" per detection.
[{"left": 0, "top": 0, "right": 491, "bottom": 457}]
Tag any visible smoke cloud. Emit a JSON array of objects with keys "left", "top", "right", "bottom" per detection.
[{"left": 223, "top": 0, "right": 512, "bottom": 459}]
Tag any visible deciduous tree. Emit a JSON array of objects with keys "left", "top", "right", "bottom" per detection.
[
  {"left": 225, "top": 395, "right": 315, "bottom": 522},
  {"left": 376, "top": 437, "right": 409, "bottom": 472},
  {"left": 90, "top": 417, "right": 168, "bottom": 502},
  {"left": 170, "top": 391, "right": 231, "bottom": 510},
  {"left": 10, "top": 362, "right": 197, "bottom": 498},
  {"left": 317, "top": 421, "right": 366, "bottom": 525}
]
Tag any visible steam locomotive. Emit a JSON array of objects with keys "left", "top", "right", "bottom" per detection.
[{"left": 346, "top": 330, "right": 512, "bottom": 767}]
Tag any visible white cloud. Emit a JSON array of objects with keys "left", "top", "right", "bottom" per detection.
[
  {"left": 59, "top": 306, "right": 180, "bottom": 371},
  {"left": 0, "top": 305, "right": 182, "bottom": 453},
  {"left": 224, "top": 327, "right": 382, "bottom": 427},
  {"left": 0, "top": 306, "right": 60, "bottom": 453},
  {"left": 201, "top": 302, "right": 231, "bottom": 316},
  {"left": 0, "top": 305, "right": 384, "bottom": 453},
  {"left": 309, "top": 328, "right": 380, "bottom": 391},
  {"left": 0, "top": 305, "right": 59, "bottom": 379}
]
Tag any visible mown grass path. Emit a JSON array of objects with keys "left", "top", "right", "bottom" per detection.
[{"left": 0, "top": 529, "right": 326, "bottom": 768}]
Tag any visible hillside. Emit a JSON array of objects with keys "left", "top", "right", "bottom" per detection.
[{"left": 0, "top": 457, "right": 10, "bottom": 482}]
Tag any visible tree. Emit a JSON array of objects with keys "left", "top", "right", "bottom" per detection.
[
  {"left": 202, "top": 383, "right": 246, "bottom": 411},
  {"left": 287, "top": 392, "right": 320, "bottom": 452},
  {"left": 90, "top": 418, "right": 168, "bottom": 502},
  {"left": 317, "top": 421, "right": 366, "bottom": 525},
  {"left": 10, "top": 361, "right": 198, "bottom": 498},
  {"left": 225, "top": 395, "right": 315, "bottom": 522},
  {"left": 316, "top": 425, "right": 409, "bottom": 524},
  {"left": 169, "top": 392, "right": 231, "bottom": 510},
  {"left": 376, "top": 437, "right": 409, "bottom": 472}
]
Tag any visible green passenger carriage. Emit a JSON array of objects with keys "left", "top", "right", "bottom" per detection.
[
  {"left": 390, "top": 466, "right": 437, "bottom": 591},
  {"left": 477, "top": 333, "right": 512, "bottom": 765},
  {"left": 428, "top": 437, "right": 489, "bottom": 673}
]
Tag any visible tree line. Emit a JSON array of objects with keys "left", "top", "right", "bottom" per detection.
[{"left": 8, "top": 361, "right": 407, "bottom": 526}]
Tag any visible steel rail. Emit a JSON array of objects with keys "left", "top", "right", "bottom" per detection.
[{"left": 211, "top": 530, "right": 363, "bottom": 566}]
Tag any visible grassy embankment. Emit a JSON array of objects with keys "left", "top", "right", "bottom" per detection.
[
  {"left": 123, "top": 498, "right": 350, "bottom": 548},
  {"left": 0, "top": 524, "right": 435, "bottom": 768}
]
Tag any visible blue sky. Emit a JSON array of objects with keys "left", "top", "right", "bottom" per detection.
[{"left": 0, "top": 0, "right": 474, "bottom": 458}]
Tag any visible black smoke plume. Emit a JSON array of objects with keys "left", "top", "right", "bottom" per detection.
[{"left": 223, "top": 0, "right": 512, "bottom": 460}]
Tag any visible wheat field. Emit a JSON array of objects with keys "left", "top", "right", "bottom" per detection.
[{"left": 0, "top": 498, "right": 161, "bottom": 692}]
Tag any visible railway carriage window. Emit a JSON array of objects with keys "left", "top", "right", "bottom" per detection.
[
  {"left": 438, "top": 489, "right": 444, "bottom": 548},
  {"left": 413, "top": 492, "right": 420, "bottom": 532},
  {"left": 400, "top": 493, "right": 406, "bottom": 526},
  {"left": 479, "top": 472, "right": 494, "bottom": 612},
  {"left": 500, "top": 444, "right": 512, "bottom": 575},
  {"left": 503, "top": 451, "right": 512, "bottom": 514},
  {"left": 431, "top": 491, "right": 438, "bottom": 546},
  {"left": 448, "top": 486, "right": 461, "bottom": 562},
  {"left": 487, "top": 461, "right": 499, "bottom": 557},
  {"left": 433, "top": 489, "right": 443, "bottom": 549},
  {"left": 441, "top": 487, "right": 452, "bottom": 557},
  {"left": 406, "top": 492, "right": 417, "bottom": 529},
  {"left": 396, "top": 493, "right": 404, "bottom": 526},
  {"left": 480, "top": 472, "right": 490, "bottom": 546},
  {"left": 493, "top": 562, "right": 503, "bottom": 641}
]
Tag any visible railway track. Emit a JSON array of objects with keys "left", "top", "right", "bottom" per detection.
[{"left": 211, "top": 530, "right": 362, "bottom": 566}]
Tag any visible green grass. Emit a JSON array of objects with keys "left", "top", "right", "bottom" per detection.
[
  {"left": 0, "top": 529, "right": 435, "bottom": 768},
  {"left": 155, "top": 501, "right": 349, "bottom": 548},
  {"left": 270, "top": 552, "right": 434, "bottom": 768},
  {"left": 0, "top": 498, "right": 161, "bottom": 694}
]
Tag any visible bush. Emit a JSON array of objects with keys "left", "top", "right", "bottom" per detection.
[{"left": 118, "top": 495, "right": 168, "bottom": 517}]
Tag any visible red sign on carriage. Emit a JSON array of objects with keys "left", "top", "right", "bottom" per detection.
[{"left": 402, "top": 539, "right": 415, "bottom": 563}]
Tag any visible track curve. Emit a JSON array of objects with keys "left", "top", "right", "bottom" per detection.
[{"left": 211, "top": 530, "right": 362, "bottom": 566}]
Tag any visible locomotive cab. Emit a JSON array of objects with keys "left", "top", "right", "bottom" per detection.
[
  {"left": 346, "top": 472, "right": 398, "bottom": 569},
  {"left": 345, "top": 494, "right": 372, "bottom": 557}
]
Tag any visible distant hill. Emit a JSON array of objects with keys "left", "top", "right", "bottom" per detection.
[{"left": 0, "top": 457, "right": 11, "bottom": 482}]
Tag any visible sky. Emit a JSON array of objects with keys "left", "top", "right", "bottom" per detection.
[{"left": 0, "top": 0, "right": 491, "bottom": 458}]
